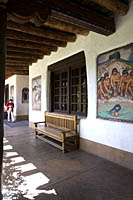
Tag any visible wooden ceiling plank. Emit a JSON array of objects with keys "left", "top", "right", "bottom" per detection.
[
  {"left": 7, "top": 51, "right": 43, "bottom": 59},
  {"left": 7, "top": 39, "right": 57, "bottom": 52},
  {"left": 91, "top": 0, "right": 129, "bottom": 16},
  {"left": 7, "top": 29, "right": 67, "bottom": 47},
  {"left": 7, "top": 21, "right": 76, "bottom": 42},
  {"left": 7, "top": 46, "right": 51, "bottom": 56}
]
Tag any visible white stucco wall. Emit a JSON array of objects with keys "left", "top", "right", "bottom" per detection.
[
  {"left": 29, "top": 1, "right": 133, "bottom": 153},
  {"left": 5, "top": 75, "right": 29, "bottom": 117},
  {"left": 16, "top": 75, "right": 29, "bottom": 116}
]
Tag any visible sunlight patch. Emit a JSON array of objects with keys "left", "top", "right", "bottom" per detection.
[
  {"left": 4, "top": 145, "right": 13, "bottom": 150},
  {"left": 42, "top": 189, "right": 57, "bottom": 195},
  {"left": 10, "top": 156, "right": 25, "bottom": 164},
  {"left": 3, "top": 140, "right": 57, "bottom": 199},
  {"left": 24, "top": 189, "right": 57, "bottom": 199},
  {"left": 15, "top": 163, "right": 37, "bottom": 173},
  {"left": 3, "top": 138, "right": 8, "bottom": 143},
  {"left": 5, "top": 152, "right": 19, "bottom": 158},
  {"left": 19, "top": 172, "right": 57, "bottom": 200},
  {"left": 23, "top": 172, "right": 50, "bottom": 189},
  {"left": 3, "top": 140, "right": 8, "bottom": 144}
]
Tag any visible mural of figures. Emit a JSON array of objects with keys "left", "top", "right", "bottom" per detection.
[
  {"left": 32, "top": 76, "right": 41, "bottom": 110},
  {"left": 97, "top": 43, "right": 133, "bottom": 123}
]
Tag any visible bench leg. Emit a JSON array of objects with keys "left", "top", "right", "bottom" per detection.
[
  {"left": 75, "top": 136, "right": 79, "bottom": 150},
  {"left": 34, "top": 130, "right": 38, "bottom": 138},
  {"left": 34, "top": 123, "right": 38, "bottom": 138},
  {"left": 62, "top": 133, "right": 66, "bottom": 153},
  {"left": 62, "top": 142, "right": 67, "bottom": 153},
  {"left": 35, "top": 130, "right": 38, "bottom": 138}
]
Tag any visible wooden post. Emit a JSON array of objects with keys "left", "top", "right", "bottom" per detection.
[{"left": 0, "top": 4, "right": 7, "bottom": 200}]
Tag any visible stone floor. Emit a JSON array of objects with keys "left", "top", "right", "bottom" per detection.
[{"left": 3, "top": 120, "right": 133, "bottom": 200}]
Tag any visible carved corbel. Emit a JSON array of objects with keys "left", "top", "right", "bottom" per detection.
[{"left": 7, "top": 0, "right": 50, "bottom": 27}]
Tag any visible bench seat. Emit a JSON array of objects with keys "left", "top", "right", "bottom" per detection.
[{"left": 35, "top": 126, "right": 75, "bottom": 142}]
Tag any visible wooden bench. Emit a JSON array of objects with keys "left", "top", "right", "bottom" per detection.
[{"left": 34, "top": 112, "right": 79, "bottom": 153}]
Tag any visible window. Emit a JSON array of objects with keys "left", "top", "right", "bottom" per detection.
[
  {"left": 49, "top": 52, "right": 87, "bottom": 116},
  {"left": 54, "top": 71, "right": 68, "bottom": 112}
]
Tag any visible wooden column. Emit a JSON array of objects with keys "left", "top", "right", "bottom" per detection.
[{"left": 0, "top": 5, "right": 7, "bottom": 200}]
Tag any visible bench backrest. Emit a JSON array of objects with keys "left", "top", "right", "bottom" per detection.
[{"left": 45, "top": 112, "right": 77, "bottom": 131}]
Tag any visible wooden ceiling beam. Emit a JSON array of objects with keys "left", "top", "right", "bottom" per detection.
[
  {"left": 0, "top": 1, "right": 8, "bottom": 3},
  {"left": 6, "top": 57, "right": 35, "bottom": 64},
  {"left": 5, "top": 74, "right": 29, "bottom": 80},
  {"left": 6, "top": 62, "right": 29, "bottom": 67},
  {"left": 6, "top": 69, "right": 29, "bottom": 73},
  {"left": 44, "top": 16, "right": 89, "bottom": 36},
  {"left": 7, "top": 51, "right": 43, "bottom": 60},
  {"left": 91, "top": 0, "right": 129, "bottom": 16},
  {"left": 7, "top": 39, "right": 57, "bottom": 52},
  {"left": 7, "top": 29, "right": 67, "bottom": 47},
  {"left": 5, "top": 70, "right": 29, "bottom": 75},
  {"left": 7, "top": 46, "right": 51, "bottom": 56},
  {"left": 7, "top": 21, "right": 76, "bottom": 42},
  {"left": 49, "top": 0, "right": 115, "bottom": 36},
  {"left": 5, "top": 70, "right": 29, "bottom": 77},
  {"left": 6, "top": 0, "right": 129, "bottom": 36},
  {"left": 6, "top": 66, "right": 29, "bottom": 71},
  {"left": 6, "top": 58, "right": 37, "bottom": 64}
]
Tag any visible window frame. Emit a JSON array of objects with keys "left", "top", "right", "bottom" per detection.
[{"left": 48, "top": 51, "right": 87, "bottom": 116}]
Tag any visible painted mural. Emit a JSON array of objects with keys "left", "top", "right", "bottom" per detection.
[
  {"left": 97, "top": 43, "right": 133, "bottom": 122},
  {"left": 22, "top": 88, "right": 29, "bottom": 103},
  {"left": 32, "top": 76, "right": 41, "bottom": 110}
]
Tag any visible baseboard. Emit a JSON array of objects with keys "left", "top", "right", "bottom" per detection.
[{"left": 80, "top": 138, "right": 133, "bottom": 170}]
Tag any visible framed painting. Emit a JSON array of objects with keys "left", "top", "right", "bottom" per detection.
[
  {"left": 32, "top": 76, "right": 41, "bottom": 110},
  {"left": 22, "top": 87, "right": 29, "bottom": 103},
  {"left": 97, "top": 43, "right": 133, "bottom": 123}
]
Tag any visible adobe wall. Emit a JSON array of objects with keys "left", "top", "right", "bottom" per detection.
[{"left": 29, "top": 2, "right": 133, "bottom": 168}]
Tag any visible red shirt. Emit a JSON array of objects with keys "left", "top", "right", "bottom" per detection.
[{"left": 6, "top": 102, "right": 14, "bottom": 112}]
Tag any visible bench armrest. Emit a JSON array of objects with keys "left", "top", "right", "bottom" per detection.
[
  {"left": 34, "top": 121, "right": 45, "bottom": 127},
  {"left": 62, "top": 129, "right": 71, "bottom": 133},
  {"left": 62, "top": 130, "right": 77, "bottom": 135}
]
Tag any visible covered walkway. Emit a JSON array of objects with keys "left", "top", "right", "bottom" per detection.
[{"left": 3, "top": 121, "right": 133, "bottom": 200}]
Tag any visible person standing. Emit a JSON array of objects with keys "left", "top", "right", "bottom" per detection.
[{"left": 5, "top": 99, "right": 15, "bottom": 122}]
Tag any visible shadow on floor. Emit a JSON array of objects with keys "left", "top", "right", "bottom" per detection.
[{"left": 4, "top": 120, "right": 29, "bottom": 128}]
